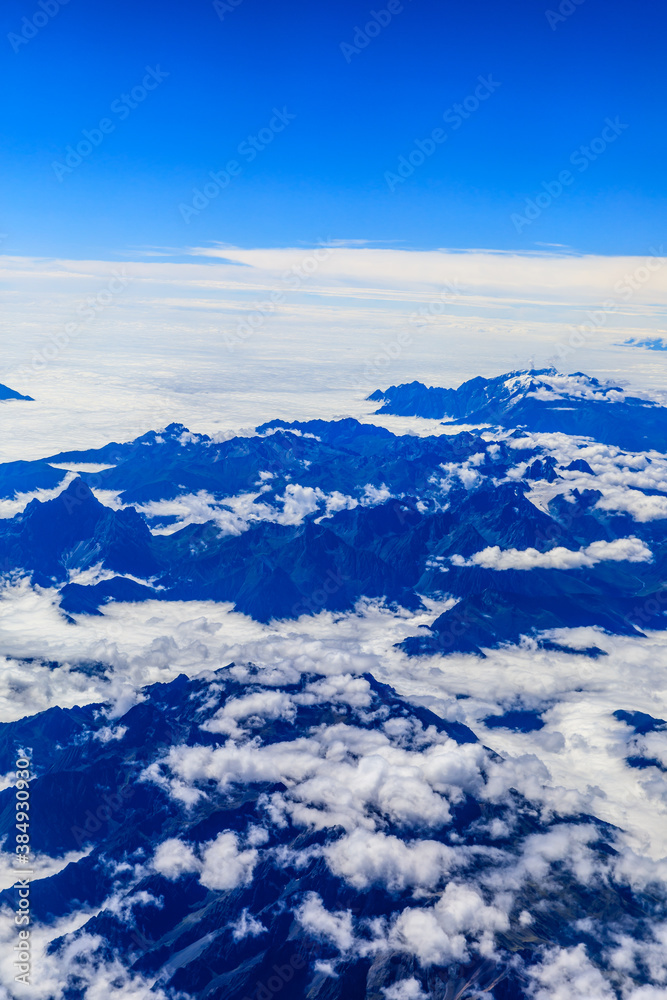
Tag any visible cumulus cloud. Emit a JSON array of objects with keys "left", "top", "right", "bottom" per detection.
[
  {"left": 506, "top": 433, "right": 667, "bottom": 520},
  {"left": 135, "top": 491, "right": 249, "bottom": 536},
  {"left": 152, "top": 831, "right": 258, "bottom": 891},
  {"left": 1, "top": 599, "right": 666, "bottom": 994},
  {"left": 362, "top": 483, "right": 392, "bottom": 504},
  {"left": 153, "top": 719, "right": 484, "bottom": 835},
  {"left": 93, "top": 724, "right": 127, "bottom": 743},
  {"left": 608, "top": 923, "right": 667, "bottom": 990},
  {"left": 296, "top": 893, "right": 355, "bottom": 954},
  {"left": 230, "top": 908, "right": 267, "bottom": 942},
  {"left": 383, "top": 979, "right": 429, "bottom": 999},
  {"left": 1, "top": 574, "right": 667, "bottom": 885},
  {"left": 527, "top": 944, "right": 616, "bottom": 1000},
  {"left": 294, "top": 674, "right": 373, "bottom": 709},
  {"left": 199, "top": 831, "right": 258, "bottom": 891},
  {"left": 279, "top": 483, "right": 324, "bottom": 523},
  {"left": 0, "top": 914, "right": 173, "bottom": 1000},
  {"left": 434, "top": 458, "right": 484, "bottom": 491},
  {"left": 595, "top": 489, "right": 667, "bottom": 521},
  {"left": 323, "top": 828, "right": 458, "bottom": 891},
  {"left": 0, "top": 547, "right": 667, "bottom": 996},
  {"left": 134, "top": 483, "right": 367, "bottom": 535},
  {"left": 152, "top": 837, "right": 199, "bottom": 879},
  {"left": 386, "top": 883, "right": 509, "bottom": 967},
  {"left": 201, "top": 689, "right": 296, "bottom": 736},
  {"left": 451, "top": 537, "right": 652, "bottom": 570},
  {"left": 504, "top": 824, "right": 601, "bottom": 887}
]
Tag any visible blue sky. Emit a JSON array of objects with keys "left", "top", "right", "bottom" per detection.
[{"left": 2, "top": 0, "right": 665, "bottom": 259}]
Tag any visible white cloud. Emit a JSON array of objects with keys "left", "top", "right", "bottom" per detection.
[
  {"left": 323, "top": 828, "right": 458, "bottom": 891},
  {"left": 202, "top": 689, "right": 296, "bottom": 735},
  {"left": 0, "top": 848, "right": 89, "bottom": 892},
  {"left": 93, "top": 724, "right": 127, "bottom": 743},
  {"left": 383, "top": 978, "right": 428, "bottom": 999},
  {"left": 527, "top": 945, "right": 616, "bottom": 1000},
  {"left": 434, "top": 458, "right": 484, "bottom": 491},
  {"left": 134, "top": 484, "right": 367, "bottom": 535},
  {"left": 386, "top": 883, "right": 509, "bottom": 967},
  {"left": 506, "top": 434, "right": 667, "bottom": 521},
  {"left": 0, "top": 472, "right": 73, "bottom": 519},
  {"left": 230, "top": 908, "right": 267, "bottom": 942},
  {"left": 152, "top": 838, "right": 199, "bottom": 879},
  {"left": 0, "top": 912, "right": 172, "bottom": 1000},
  {"left": 296, "top": 893, "right": 355, "bottom": 954},
  {"left": 1, "top": 574, "right": 667, "bottom": 884},
  {"left": 154, "top": 718, "right": 485, "bottom": 836},
  {"left": 362, "top": 483, "right": 392, "bottom": 504},
  {"left": 596, "top": 489, "right": 667, "bottom": 521},
  {"left": 508, "top": 824, "right": 601, "bottom": 886},
  {"left": 198, "top": 832, "right": 258, "bottom": 891},
  {"left": 153, "top": 831, "right": 258, "bottom": 891},
  {"left": 519, "top": 371, "right": 626, "bottom": 403},
  {"left": 135, "top": 491, "right": 249, "bottom": 536},
  {"left": 278, "top": 483, "right": 324, "bottom": 523},
  {"left": 608, "top": 923, "right": 667, "bottom": 990},
  {"left": 451, "top": 537, "right": 652, "bottom": 570},
  {"left": 295, "top": 674, "right": 373, "bottom": 709}
]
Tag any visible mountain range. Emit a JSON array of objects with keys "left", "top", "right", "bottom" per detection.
[{"left": 1, "top": 368, "right": 666, "bottom": 999}]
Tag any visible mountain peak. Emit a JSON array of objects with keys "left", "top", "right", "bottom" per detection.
[
  {"left": 21, "top": 477, "right": 107, "bottom": 536},
  {"left": 0, "top": 381, "right": 33, "bottom": 401},
  {"left": 368, "top": 367, "right": 663, "bottom": 450}
]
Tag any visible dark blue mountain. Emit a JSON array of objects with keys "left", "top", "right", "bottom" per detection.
[
  {"left": 369, "top": 368, "right": 667, "bottom": 452},
  {"left": 0, "top": 381, "right": 33, "bottom": 401},
  {"left": 2, "top": 367, "right": 667, "bottom": 998},
  {"left": 0, "top": 478, "right": 158, "bottom": 585},
  {"left": 0, "top": 460, "right": 64, "bottom": 498},
  {"left": 0, "top": 668, "right": 659, "bottom": 1000},
  {"left": 0, "top": 383, "right": 662, "bottom": 651},
  {"left": 1, "top": 470, "right": 664, "bottom": 649}
]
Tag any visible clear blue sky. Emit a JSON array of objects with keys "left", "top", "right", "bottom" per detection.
[{"left": 2, "top": 0, "right": 665, "bottom": 259}]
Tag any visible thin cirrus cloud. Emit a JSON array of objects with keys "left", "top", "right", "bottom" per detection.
[{"left": 2, "top": 245, "right": 667, "bottom": 359}]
